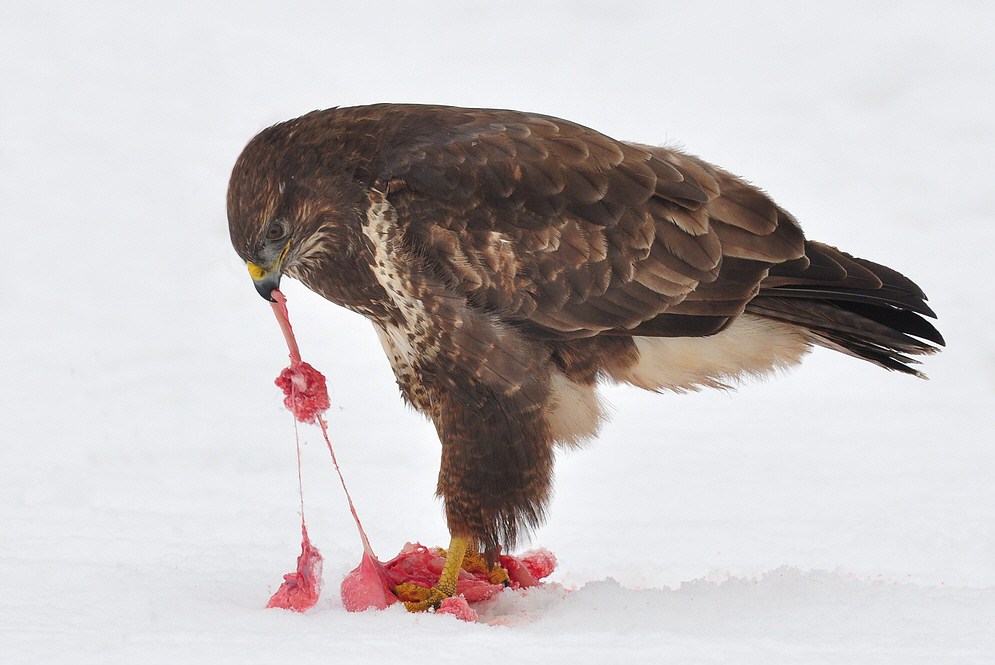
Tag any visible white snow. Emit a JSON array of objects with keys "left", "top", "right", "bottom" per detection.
[{"left": 3, "top": 1, "right": 994, "bottom": 662}]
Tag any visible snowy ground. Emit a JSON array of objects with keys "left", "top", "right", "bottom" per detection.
[{"left": 3, "top": 1, "right": 994, "bottom": 662}]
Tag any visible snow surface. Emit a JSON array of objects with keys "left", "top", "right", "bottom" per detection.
[{"left": 3, "top": 1, "right": 994, "bottom": 662}]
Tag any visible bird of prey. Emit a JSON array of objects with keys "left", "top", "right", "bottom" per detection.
[{"left": 228, "top": 104, "right": 942, "bottom": 610}]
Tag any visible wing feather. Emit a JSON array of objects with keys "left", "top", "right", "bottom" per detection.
[{"left": 376, "top": 106, "right": 806, "bottom": 339}]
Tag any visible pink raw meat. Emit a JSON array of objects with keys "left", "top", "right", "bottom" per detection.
[
  {"left": 437, "top": 596, "right": 479, "bottom": 622},
  {"left": 340, "top": 551, "right": 397, "bottom": 611},
  {"left": 270, "top": 289, "right": 329, "bottom": 424},
  {"left": 341, "top": 542, "right": 558, "bottom": 616},
  {"left": 274, "top": 361, "right": 330, "bottom": 424},
  {"left": 518, "top": 548, "right": 558, "bottom": 582},
  {"left": 266, "top": 522, "right": 323, "bottom": 612}
]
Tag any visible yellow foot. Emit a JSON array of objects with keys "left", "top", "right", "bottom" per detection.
[
  {"left": 396, "top": 583, "right": 450, "bottom": 612},
  {"left": 395, "top": 535, "right": 473, "bottom": 613}
]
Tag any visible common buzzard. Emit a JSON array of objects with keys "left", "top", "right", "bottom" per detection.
[{"left": 227, "top": 104, "right": 942, "bottom": 610}]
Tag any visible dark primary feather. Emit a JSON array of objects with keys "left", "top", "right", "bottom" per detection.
[{"left": 747, "top": 242, "right": 943, "bottom": 375}]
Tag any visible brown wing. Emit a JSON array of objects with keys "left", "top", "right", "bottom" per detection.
[{"left": 374, "top": 106, "right": 805, "bottom": 340}]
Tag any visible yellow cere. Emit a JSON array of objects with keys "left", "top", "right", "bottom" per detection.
[{"left": 247, "top": 262, "right": 268, "bottom": 281}]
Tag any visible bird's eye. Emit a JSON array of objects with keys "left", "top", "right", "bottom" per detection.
[{"left": 266, "top": 221, "right": 287, "bottom": 241}]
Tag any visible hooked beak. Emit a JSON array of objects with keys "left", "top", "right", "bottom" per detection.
[
  {"left": 247, "top": 241, "right": 290, "bottom": 302},
  {"left": 247, "top": 261, "right": 282, "bottom": 302}
]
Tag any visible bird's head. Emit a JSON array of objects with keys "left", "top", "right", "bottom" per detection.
[
  {"left": 240, "top": 214, "right": 292, "bottom": 302},
  {"left": 227, "top": 113, "right": 369, "bottom": 302}
]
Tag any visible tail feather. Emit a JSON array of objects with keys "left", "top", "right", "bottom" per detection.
[
  {"left": 748, "top": 241, "right": 943, "bottom": 377},
  {"left": 757, "top": 284, "right": 938, "bottom": 318}
]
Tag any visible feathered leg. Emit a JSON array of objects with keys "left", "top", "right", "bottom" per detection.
[{"left": 399, "top": 371, "right": 553, "bottom": 611}]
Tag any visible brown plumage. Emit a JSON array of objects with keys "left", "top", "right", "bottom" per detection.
[{"left": 228, "top": 104, "right": 942, "bottom": 568}]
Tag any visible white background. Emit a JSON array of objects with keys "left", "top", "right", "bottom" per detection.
[{"left": 2, "top": 1, "right": 993, "bottom": 662}]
